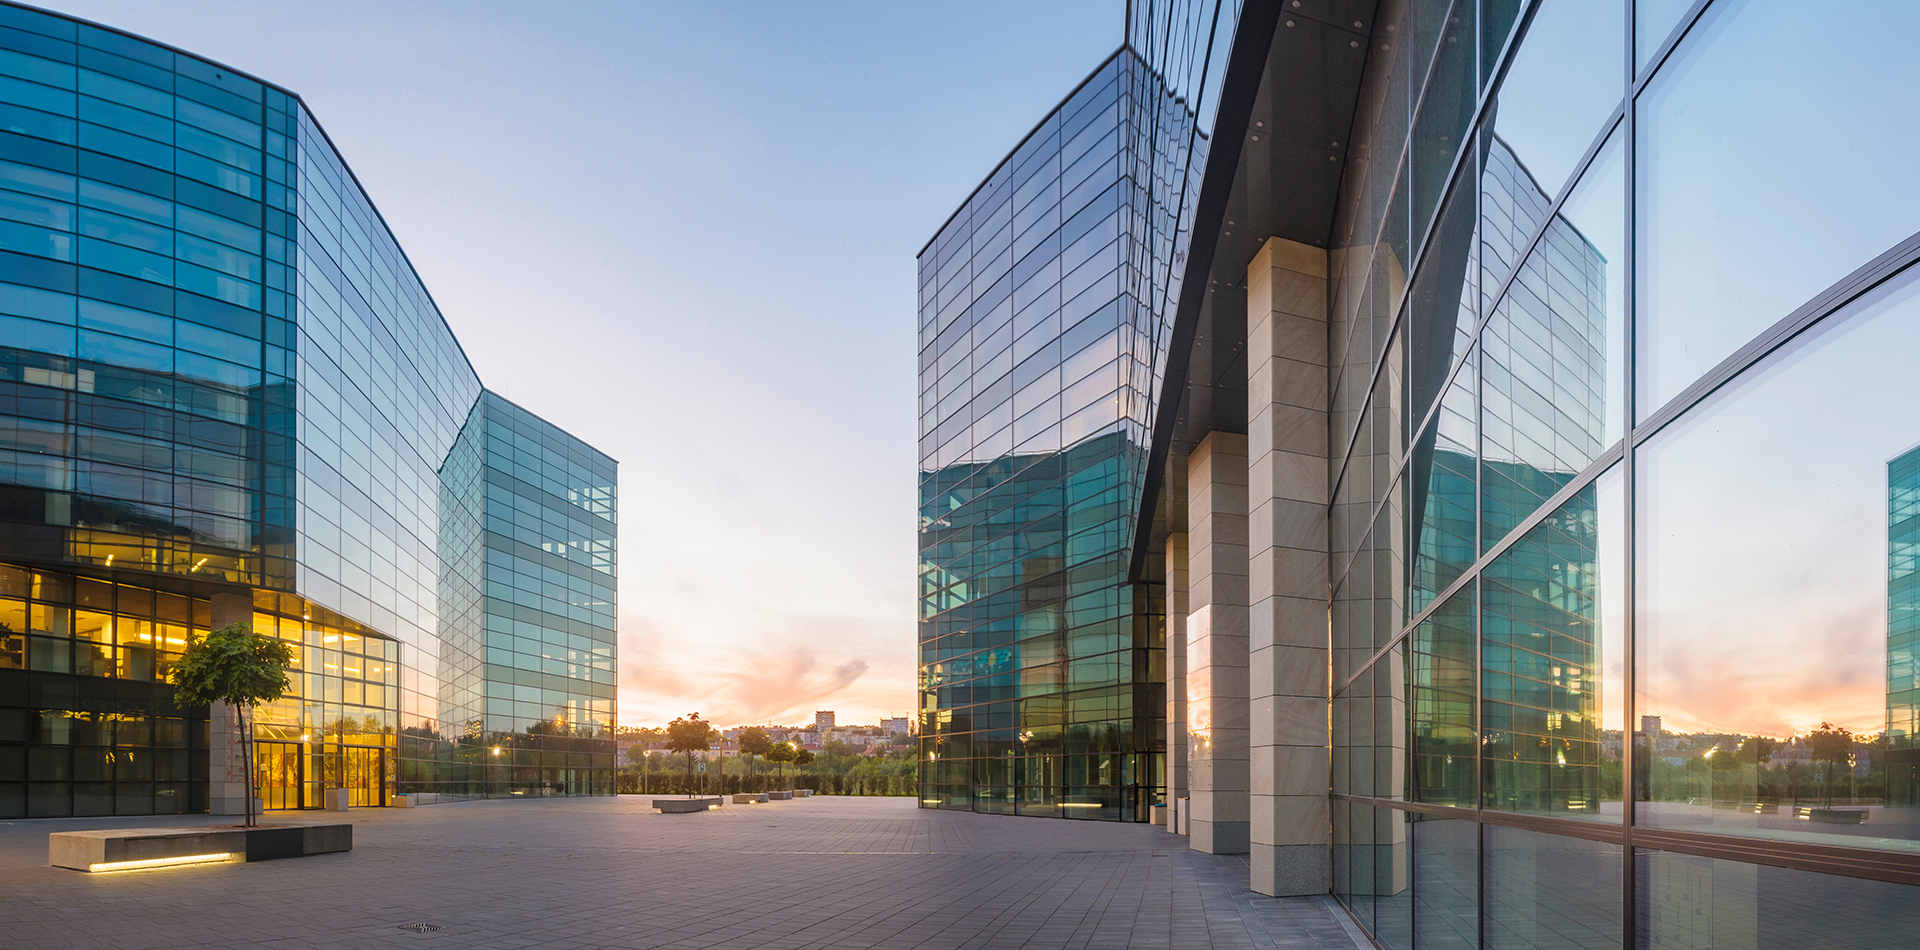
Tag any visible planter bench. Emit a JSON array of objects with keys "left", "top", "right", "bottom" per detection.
[
  {"left": 1710, "top": 801, "right": 1778, "bottom": 813},
  {"left": 50, "top": 824, "right": 351, "bottom": 872},
  {"left": 653, "top": 797, "right": 723, "bottom": 813},
  {"left": 1796, "top": 806, "right": 1868, "bottom": 824}
]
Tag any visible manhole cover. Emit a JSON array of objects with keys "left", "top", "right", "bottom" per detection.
[{"left": 398, "top": 923, "right": 444, "bottom": 933}]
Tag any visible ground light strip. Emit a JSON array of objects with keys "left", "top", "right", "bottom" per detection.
[{"left": 87, "top": 853, "right": 240, "bottom": 873}]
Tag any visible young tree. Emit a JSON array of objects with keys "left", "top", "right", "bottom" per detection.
[
  {"left": 664, "top": 713, "right": 716, "bottom": 797},
  {"left": 791, "top": 747, "right": 815, "bottom": 791},
  {"left": 1808, "top": 722, "right": 1855, "bottom": 805},
  {"left": 738, "top": 726, "right": 772, "bottom": 792},
  {"left": 766, "top": 740, "right": 795, "bottom": 790},
  {"left": 168, "top": 622, "right": 294, "bottom": 827},
  {"left": 1739, "top": 735, "right": 1778, "bottom": 767}
]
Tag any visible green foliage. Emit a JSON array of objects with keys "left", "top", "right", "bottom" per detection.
[
  {"left": 738, "top": 726, "right": 772, "bottom": 758},
  {"left": 1808, "top": 722, "right": 1853, "bottom": 771},
  {"left": 664, "top": 713, "right": 718, "bottom": 791},
  {"left": 663, "top": 713, "right": 716, "bottom": 756},
  {"left": 792, "top": 748, "right": 815, "bottom": 768},
  {"left": 167, "top": 621, "right": 293, "bottom": 826},
  {"left": 1808, "top": 722, "right": 1855, "bottom": 805},
  {"left": 168, "top": 622, "right": 294, "bottom": 710},
  {"left": 1739, "top": 735, "right": 1777, "bottom": 766}
]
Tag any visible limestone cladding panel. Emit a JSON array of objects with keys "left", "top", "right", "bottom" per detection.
[
  {"left": 1185, "top": 432, "right": 1250, "bottom": 855},
  {"left": 1166, "top": 532, "right": 1190, "bottom": 801},
  {"left": 1245, "top": 237, "right": 1331, "bottom": 897}
]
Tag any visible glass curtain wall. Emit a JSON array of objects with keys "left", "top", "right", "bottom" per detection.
[
  {"left": 472, "top": 391, "right": 616, "bottom": 797},
  {"left": 1320, "top": 0, "right": 1920, "bottom": 946},
  {"left": 916, "top": 49, "right": 1199, "bottom": 820},
  {"left": 0, "top": 3, "right": 616, "bottom": 812}
]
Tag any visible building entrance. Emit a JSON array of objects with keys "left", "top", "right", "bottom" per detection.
[
  {"left": 255, "top": 741, "right": 309, "bottom": 810},
  {"left": 255, "top": 741, "right": 389, "bottom": 809},
  {"left": 344, "top": 746, "right": 387, "bottom": 807}
]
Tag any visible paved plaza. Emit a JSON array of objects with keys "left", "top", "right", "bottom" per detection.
[{"left": 0, "top": 795, "right": 1367, "bottom": 950}]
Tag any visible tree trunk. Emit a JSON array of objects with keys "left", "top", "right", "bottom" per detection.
[{"left": 238, "top": 704, "right": 255, "bottom": 827}]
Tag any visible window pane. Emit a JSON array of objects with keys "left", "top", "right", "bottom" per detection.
[
  {"left": 1637, "top": 849, "right": 1920, "bottom": 950},
  {"left": 1637, "top": 0, "right": 1920, "bottom": 416},
  {"left": 1484, "top": 0, "right": 1623, "bottom": 238},
  {"left": 1483, "top": 465, "right": 1623, "bottom": 820},
  {"left": 1409, "top": 582, "right": 1476, "bottom": 806},
  {"left": 1414, "top": 816, "right": 1478, "bottom": 950},
  {"left": 1410, "top": 359, "right": 1476, "bottom": 614},
  {"left": 1481, "top": 131, "right": 1624, "bottom": 549},
  {"left": 1634, "top": 0, "right": 1693, "bottom": 75},
  {"left": 1637, "top": 261, "right": 1920, "bottom": 851},
  {"left": 1486, "top": 825, "right": 1622, "bottom": 950},
  {"left": 1374, "top": 805, "right": 1413, "bottom": 950}
]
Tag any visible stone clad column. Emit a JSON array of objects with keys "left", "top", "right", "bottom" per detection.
[
  {"left": 1245, "top": 236, "right": 1332, "bottom": 896},
  {"left": 1165, "top": 531, "right": 1188, "bottom": 832},
  {"left": 207, "top": 591, "right": 253, "bottom": 816},
  {"left": 1186, "top": 432, "right": 1249, "bottom": 854}
]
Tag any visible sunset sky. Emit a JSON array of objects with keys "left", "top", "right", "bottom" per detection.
[{"left": 38, "top": 0, "right": 1119, "bottom": 727}]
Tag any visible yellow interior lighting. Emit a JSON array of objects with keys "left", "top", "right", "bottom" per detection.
[
  {"left": 87, "top": 852, "right": 238, "bottom": 873},
  {"left": 1060, "top": 803, "right": 1102, "bottom": 808}
]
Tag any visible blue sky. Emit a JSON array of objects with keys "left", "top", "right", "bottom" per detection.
[{"left": 38, "top": 0, "right": 1121, "bottom": 727}]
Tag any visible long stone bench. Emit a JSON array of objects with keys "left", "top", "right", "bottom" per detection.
[
  {"left": 1796, "top": 806, "right": 1868, "bottom": 824},
  {"left": 767, "top": 790, "right": 793, "bottom": 800},
  {"left": 50, "top": 823, "right": 351, "bottom": 872},
  {"left": 731, "top": 793, "right": 769, "bottom": 804},
  {"left": 795, "top": 789, "right": 813, "bottom": 797},
  {"left": 652, "top": 797, "right": 723, "bottom": 813}
]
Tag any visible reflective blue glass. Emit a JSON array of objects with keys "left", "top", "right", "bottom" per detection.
[
  {"left": 917, "top": 50, "right": 1197, "bottom": 820},
  {"left": 0, "top": 7, "right": 616, "bottom": 814}
]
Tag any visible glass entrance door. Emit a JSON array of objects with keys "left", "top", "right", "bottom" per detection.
[
  {"left": 255, "top": 741, "right": 304, "bottom": 810},
  {"left": 343, "top": 746, "right": 386, "bottom": 806}
]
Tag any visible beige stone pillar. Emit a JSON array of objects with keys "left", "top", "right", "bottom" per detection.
[
  {"left": 1245, "top": 236, "right": 1332, "bottom": 895},
  {"left": 207, "top": 591, "right": 254, "bottom": 817},
  {"left": 1186, "top": 432, "right": 1249, "bottom": 854},
  {"left": 1165, "top": 531, "right": 1188, "bottom": 833}
]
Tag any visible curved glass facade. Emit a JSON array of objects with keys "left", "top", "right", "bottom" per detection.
[{"left": 0, "top": 3, "right": 614, "bottom": 817}]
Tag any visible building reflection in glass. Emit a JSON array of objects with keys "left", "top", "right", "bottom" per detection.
[
  {"left": 917, "top": 49, "right": 1200, "bottom": 821},
  {"left": 1887, "top": 446, "right": 1920, "bottom": 808}
]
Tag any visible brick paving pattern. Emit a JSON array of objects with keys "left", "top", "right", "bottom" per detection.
[{"left": 0, "top": 796, "right": 1368, "bottom": 950}]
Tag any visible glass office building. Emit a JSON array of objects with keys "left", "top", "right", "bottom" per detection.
[
  {"left": 0, "top": 3, "right": 615, "bottom": 817},
  {"left": 927, "top": 0, "right": 1920, "bottom": 940},
  {"left": 916, "top": 50, "right": 1201, "bottom": 820}
]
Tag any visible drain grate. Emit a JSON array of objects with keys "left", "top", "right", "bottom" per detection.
[{"left": 398, "top": 923, "right": 444, "bottom": 933}]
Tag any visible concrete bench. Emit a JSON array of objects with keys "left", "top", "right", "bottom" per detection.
[
  {"left": 767, "top": 790, "right": 793, "bottom": 801},
  {"left": 732, "top": 793, "right": 769, "bottom": 804},
  {"left": 1797, "top": 806, "right": 1868, "bottom": 824},
  {"left": 1710, "top": 801, "right": 1778, "bottom": 813},
  {"left": 50, "top": 824, "right": 351, "bottom": 872},
  {"left": 652, "top": 797, "right": 723, "bottom": 813},
  {"left": 795, "top": 789, "right": 813, "bottom": 797}
]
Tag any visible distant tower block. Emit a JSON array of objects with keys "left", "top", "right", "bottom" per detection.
[{"left": 815, "top": 711, "right": 836, "bottom": 733}]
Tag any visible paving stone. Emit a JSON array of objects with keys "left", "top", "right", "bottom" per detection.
[{"left": 0, "top": 796, "right": 1365, "bottom": 949}]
